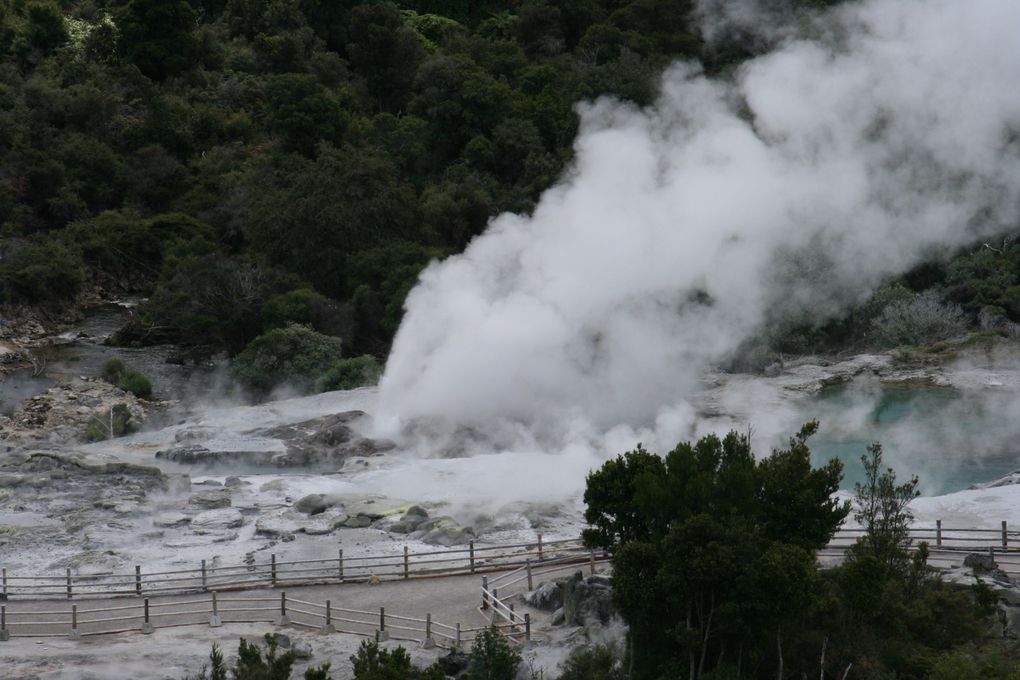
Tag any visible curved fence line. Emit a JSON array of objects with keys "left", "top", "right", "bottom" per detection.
[{"left": 0, "top": 589, "right": 506, "bottom": 648}]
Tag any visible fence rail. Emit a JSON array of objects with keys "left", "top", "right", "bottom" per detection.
[
  {"left": 2, "top": 522, "right": 1019, "bottom": 643},
  {"left": 2, "top": 523, "right": 1019, "bottom": 602},
  {"left": 0, "top": 535, "right": 587, "bottom": 601},
  {"left": 0, "top": 590, "right": 504, "bottom": 648}
]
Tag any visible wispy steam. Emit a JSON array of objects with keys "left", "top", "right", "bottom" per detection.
[{"left": 378, "top": 0, "right": 1020, "bottom": 449}]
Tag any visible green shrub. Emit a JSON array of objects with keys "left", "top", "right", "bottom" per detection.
[
  {"left": 927, "top": 652, "right": 980, "bottom": 680},
  {"left": 557, "top": 646, "right": 625, "bottom": 680},
  {"left": 99, "top": 359, "right": 153, "bottom": 399},
  {"left": 119, "top": 370, "right": 153, "bottom": 399},
  {"left": 100, "top": 358, "right": 126, "bottom": 383},
  {"left": 263, "top": 288, "right": 332, "bottom": 329},
  {"left": 231, "top": 324, "right": 344, "bottom": 395},
  {"left": 83, "top": 404, "right": 133, "bottom": 441},
  {"left": 0, "top": 239, "right": 85, "bottom": 303},
  {"left": 349, "top": 640, "right": 411, "bottom": 680},
  {"left": 467, "top": 627, "right": 521, "bottom": 680},
  {"left": 318, "top": 355, "right": 382, "bottom": 391}
]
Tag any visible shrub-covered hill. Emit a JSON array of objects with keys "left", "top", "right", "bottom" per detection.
[
  {"left": 2, "top": 0, "right": 1016, "bottom": 374},
  {"left": 0, "top": 0, "right": 723, "bottom": 358}
]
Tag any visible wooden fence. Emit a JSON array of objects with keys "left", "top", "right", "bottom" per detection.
[
  {"left": 0, "top": 535, "right": 587, "bottom": 601},
  {"left": 0, "top": 589, "right": 516, "bottom": 647},
  {"left": 479, "top": 550, "right": 612, "bottom": 644},
  {"left": 2, "top": 523, "right": 1019, "bottom": 642}
]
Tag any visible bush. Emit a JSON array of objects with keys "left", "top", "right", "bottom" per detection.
[
  {"left": 872, "top": 291, "right": 967, "bottom": 347},
  {"left": 231, "top": 324, "right": 344, "bottom": 395},
  {"left": 318, "top": 355, "right": 382, "bottom": 391},
  {"left": 119, "top": 370, "right": 153, "bottom": 399},
  {"left": 927, "top": 652, "right": 980, "bottom": 680},
  {"left": 558, "top": 646, "right": 625, "bottom": 680},
  {"left": 100, "top": 358, "right": 126, "bottom": 383},
  {"left": 98, "top": 359, "right": 153, "bottom": 399},
  {"left": 0, "top": 239, "right": 85, "bottom": 303},
  {"left": 83, "top": 403, "right": 133, "bottom": 441},
  {"left": 467, "top": 627, "right": 521, "bottom": 680},
  {"left": 263, "top": 288, "right": 331, "bottom": 329}
]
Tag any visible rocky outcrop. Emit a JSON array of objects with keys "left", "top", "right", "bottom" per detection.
[
  {"left": 155, "top": 412, "right": 396, "bottom": 470},
  {"left": 414, "top": 516, "right": 475, "bottom": 546},
  {"left": 188, "top": 489, "right": 232, "bottom": 509},
  {"left": 0, "top": 378, "right": 158, "bottom": 447},
  {"left": 563, "top": 572, "right": 615, "bottom": 627},
  {"left": 524, "top": 581, "right": 564, "bottom": 611}
]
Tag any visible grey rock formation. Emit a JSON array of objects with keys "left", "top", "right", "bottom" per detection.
[
  {"left": 524, "top": 581, "right": 563, "bottom": 611},
  {"left": 563, "top": 571, "right": 615, "bottom": 627},
  {"left": 191, "top": 508, "right": 244, "bottom": 531},
  {"left": 188, "top": 489, "right": 231, "bottom": 509}
]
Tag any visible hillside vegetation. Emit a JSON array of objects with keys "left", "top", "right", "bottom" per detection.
[{"left": 1, "top": 0, "right": 1016, "bottom": 384}]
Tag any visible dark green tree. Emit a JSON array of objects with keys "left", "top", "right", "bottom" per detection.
[
  {"left": 585, "top": 425, "right": 849, "bottom": 680},
  {"left": 848, "top": 442, "right": 920, "bottom": 577},
  {"left": 117, "top": 0, "right": 199, "bottom": 80}
]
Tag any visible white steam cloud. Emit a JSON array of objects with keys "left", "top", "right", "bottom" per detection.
[{"left": 378, "top": 0, "right": 1020, "bottom": 450}]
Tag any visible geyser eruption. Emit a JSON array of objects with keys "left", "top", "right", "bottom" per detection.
[{"left": 379, "top": 0, "right": 1020, "bottom": 448}]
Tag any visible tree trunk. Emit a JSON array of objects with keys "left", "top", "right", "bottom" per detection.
[
  {"left": 819, "top": 636, "right": 827, "bottom": 680},
  {"left": 776, "top": 626, "right": 784, "bottom": 680}
]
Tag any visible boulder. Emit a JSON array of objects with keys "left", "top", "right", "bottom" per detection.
[
  {"left": 153, "top": 512, "right": 191, "bottom": 528},
  {"left": 303, "top": 510, "right": 349, "bottom": 535},
  {"left": 255, "top": 511, "right": 304, "bottom": 537},
  {"left": 292, "top": 641, "right": 313, "bottom": 660},
  {"left": 295, "top": 493, "right": 344, "bottom": 515},
  {"left": 343, "top": 514, "right": 373, "bottom": 529},
  {"left": 191, "top": 508, "right": 244, "bottom": 531},
  {"left": 524, "top": 581, "right": 563, "bottom": 611},
  {"left": 188, "top": 489, "right": 231, "bottom": 509},
  {"left": 388, "top": 506, "right": 430, "bottom": 534},
  {"left": 224, "top": 476, "right": 244, "bottom": 488},
  {"left": 563, "top": 571, "right": 614, "bottom": 627}
]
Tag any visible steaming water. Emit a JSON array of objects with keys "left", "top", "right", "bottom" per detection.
[{"left": 809, "top": 386, "right": 1020, "bottom": 495}]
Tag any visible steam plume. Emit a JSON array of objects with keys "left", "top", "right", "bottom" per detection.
[{"left": 378, "top": 0, "right": 1020, "bottom": 448}]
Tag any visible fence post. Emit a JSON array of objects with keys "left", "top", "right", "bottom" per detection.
[
  {"left": 469, "top": 541, "right": 475, "bottom": 574},
  {"left": 378, "top": 606, "right": 389, "bottom": 641},
  {"left": 936, "top": 519, "right": 942, "bottom": 548},
  {"left": 455, "top": 622, "right": 462, "bottom": 650},
  {"left": 1, "top": 568, "right": 7, "bottom": 601},
  {"left": 0, "top": 605, "right": 8, "bottom": 641},
  {"left": 404, "top": 546, "right": 410, "bottom": 579},
  {"left": 589, "top": 551, "right": 596, "bottom": 575},
  {"left": 524, "top": 613, "right": 531, "bottom": 642},
  {"left": 537, "top": 533, "right": 543, "bottom": 561},
  {"left": 509, "top": 602, "right": 516, "bottom": 632},
  {"left": 526, "top": 559, "right": 534, "bottom": 591},
  {"left": 322, "top": 599, "right": 335, "bottom": 633},
  {"left": 338, "top": 549, "right": 344, "bottom": 583},
  {"left": 276, "top": 591, "right": 289, "bottom": 626},
  {"left": 271, "top": 554, "right": 277, "bottom": 586},
  {"left": 142, "top": 598, "right": 154, "bottom": 634},
  {"left": 201, "top": 559, "right": 208, "bottom": 591},
  {"left": 1003, "top": 520, "right": 1008, "bottom": 549},
  {"left": 66, "top": 568, "right": 72, "bottom": 599},
  {"left": 481, "top": 576, "right": 489, "bottom": 609},
  {"left": 424, "top": 612, "right": 435, "bottom": 649},
  {"left": 135, "top": 565, "right": 143, "bottom": 596},
  {"left": 69, "top": 604, "right": 80, "bottom": 640},
  {"left": 210, "top": 592, "right": 222, "bottom": 627}
]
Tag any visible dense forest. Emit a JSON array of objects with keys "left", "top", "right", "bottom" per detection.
[{"left": 2, "top": 0, "right": 1019, "bottom": 390}]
